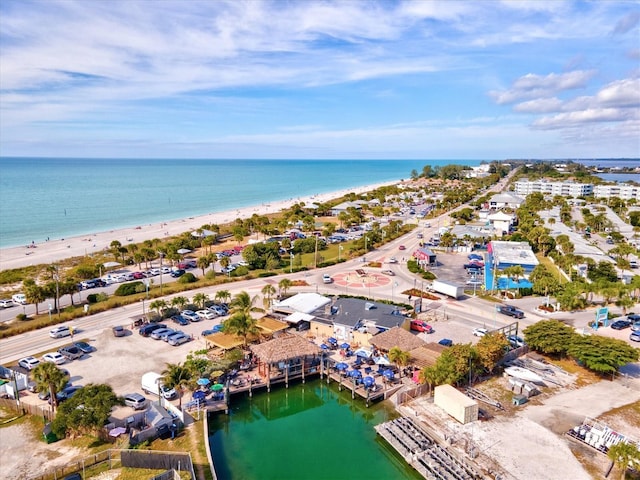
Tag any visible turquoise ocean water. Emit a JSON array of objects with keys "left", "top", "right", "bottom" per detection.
[
  {"left": 0, "top": 158, "right": 481, "bottom": 248},
  {"left": 208, "top": 378, "right": 423, "bottom": 480}
]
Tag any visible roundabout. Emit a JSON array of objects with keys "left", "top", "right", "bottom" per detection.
[{"left": 332, "top": 269, "right": 392, "bottom": 289}]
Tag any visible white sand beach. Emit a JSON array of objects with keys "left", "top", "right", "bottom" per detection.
[{"left": 0, "top": 181, "right": 398, "bottom": 271}]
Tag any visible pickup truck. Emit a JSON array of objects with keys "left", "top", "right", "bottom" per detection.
[
  {"left": 58, "top": 345, "right": 84, "bottom": 361},
  {"left": 497, "top": 305, "right": 524, "bottom": 319}
]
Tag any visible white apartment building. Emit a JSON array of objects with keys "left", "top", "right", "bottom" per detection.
[
  {"left": 514, "top": 180, "right": 593, "bottom": 197},
  {"left": 593, "top": 183, "right": 640, "bottom": 201}
]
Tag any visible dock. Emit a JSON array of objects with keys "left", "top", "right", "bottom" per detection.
[{"left": 375, "top": 417, "right": 480, "bottom": 480}]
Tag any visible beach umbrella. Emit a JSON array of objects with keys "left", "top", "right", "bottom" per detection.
[
  {"left": 193, "top": 390, "right": 206, "bottom": 400},
  {"left": 340, "top": 343, "right": 350, "bottom": 349},
  {"left": 349, "top": 369, "right": 362, "bottom": 378},
  {"left": 382, "top": 369, "right": 395, "bottom": 380},
  {"left": 335, "top": 362, "right": 349, "bottom": 371},
  {"left": 320, "top": 344, "right": 329, "bottom": 350},
  {"left": 197, "top": 378, "right": 210, "bottom": 386},
  {"left": 375, "top": 356, "right": 391, "bottom": 365},
  {"left": 211, "top": 383, "right": 224, "bottom": 391},
  {"left": 363, "top": 376, "right": 375, "bottom": 388},
  {"left": 327, "top": 337, "right": 337, "bottom": 345},
  {"left": 356, "top": 349, "right": 372, "bottom": 358}
]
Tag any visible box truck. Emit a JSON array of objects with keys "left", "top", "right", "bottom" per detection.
[
  {"left": 141, "top": 372, "right": 177, "bottom": 400},
  {"left": 429, "top": 280, "right": 464, "bottom": 299}
]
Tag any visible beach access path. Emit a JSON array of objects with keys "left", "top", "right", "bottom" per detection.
[{"left": 0, "top": 181, "right": 396, "bottom": 272}]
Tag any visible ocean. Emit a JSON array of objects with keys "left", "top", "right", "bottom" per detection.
[{"left": 0, "top": 158, "right": 481, "bottom": 249}]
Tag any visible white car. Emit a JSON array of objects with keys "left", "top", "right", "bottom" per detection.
[
  {"left": 473, "top": 327, "right": 488, "bottom": 337},
  {"left": 0, "top": 299, "right": 14, "bottom": 308},
  {"left": 12, "top": 293, "right": 27, "bottom": 305},
  {"left": 168, "top": 333, "right": 191, "bottom": 346},
  {"left": 196, "top": 310, "right": 215, "bottom": 320},
  {"left": 388, "top": 257, "right": 398, "bottom": 264},
  {"left": 49, "top": 326, "right": 71, "bottom": 338},
  {"left": 322, "top": 274, "right": 333, "bottom": 284},
  {"left": 18, "top": 356, "right": 40, "bottom": 370},
  {"left": 42, "top": 352, "right": 66, "bottom": 365},
  {"left": 182, "top": 310, "right": 200, "bottom": 322},
  {"left": 161, "top": 266, "right": 172, "bottom": 274}
]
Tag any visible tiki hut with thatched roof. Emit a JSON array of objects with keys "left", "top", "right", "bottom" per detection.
[
  {"left": 249, "top": 333, "right": 322, "bottom": 391},
  {"left": 368, "top": 326, "right": 427, "bottom": 353}
]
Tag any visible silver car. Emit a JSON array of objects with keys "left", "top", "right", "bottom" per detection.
[{"left": 168, "top": 333, "right": 191, "bottom": 346}]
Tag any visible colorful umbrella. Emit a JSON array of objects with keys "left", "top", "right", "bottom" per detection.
[
  {"left": 193, "top": 390, "right": 206, "bottom": 400},
  {"left": 327, "top": 337, "right": 338, "bottom": 344},
  {"left": 340, "top": 343, "right": 350, "bottom": 349},
  {"left": 197, "top": 378, "right": 210, "bottom": 386},
  {"left": 320, "top": 344, "right": 329, "bottom": 350},
  {"left": 335, "top": 362, "right": 349, "bottom": 371},
  {"left": 349, "top": 369, "right": 362, "bottom": 378},
  {"left": 363, "top": 376, "right": 375, "bottom": 388},
  {"left": 211, "top": 383, "right": 224, "bottom": 391}
]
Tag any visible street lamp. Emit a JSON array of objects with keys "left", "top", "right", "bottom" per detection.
[
  {"left": 290, "top": 253, "right": 295, "bottom": 273},
  {"left": 392, "top": 281, "right": 398, "bottom": 303},
  {"left": 338, "top": 245, "right": 343, "bottom": 262},
  {"left": 158, "top": 252, "right": 165, "bottom": 295}
]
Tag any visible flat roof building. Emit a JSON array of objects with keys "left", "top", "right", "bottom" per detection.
[
  {"left": 488, "top": 240, "right": 539, "bottom": 273},
  {"left": 514, "top": 180, "right": 593, "bottom": 198}
]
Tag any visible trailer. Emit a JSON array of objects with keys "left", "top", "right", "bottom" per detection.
[{"left": 430, "top": 280, "right": 464, "bottom": 299}]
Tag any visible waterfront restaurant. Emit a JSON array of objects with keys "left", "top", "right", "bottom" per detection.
[{"left": 249, "top": 334, "right": 322, "bottom": 391}]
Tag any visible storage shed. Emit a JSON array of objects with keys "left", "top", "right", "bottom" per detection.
[{"left": 434, "top": 384, "right": 478, "bottom": 424}]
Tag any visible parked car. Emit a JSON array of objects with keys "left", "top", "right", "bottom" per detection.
[
  {"left": 58, "top": 345, "right": 84, "bottom": 361},
  {"left": 132, "top": 271, "right": 145, "bottom": 279},
  {"left": 631, "top": 321, "right": 640, "bottom": 332},
  {"left": 208, "top": 305, "right": 228, "bottom": 316},
  {"left": 55, "top": 385, "right": 82, "bottom": 403},
  {"left": 398, "top": 245, "right": 406, "bottom": 250},
  {"left": 497, "top": 305, "right": 524, "bottom": 319},
  {"left": 473, "top": 327, "right": 488, "bottom": 337},
  {"left": 464, "top": 262, "right": 484, "bottom": 269},
  {"left": 611, "top": 319, "right": 631, "bottom": 330},
  {"left": 112, "top": 325, "right": 127, "bottom": 337},
  {"left": 168, "top": 333, "right": 191, "bottom": 346},
  {"left": 170, "top": 269, "right": 185, "bottom": 278},
  {"left": 138, "top": 323, "right": 167, "bottom": 337},
  {"left": 49, "top": 326, "right": 71, "bottom": 338},
  {"left": 123, "top": 392, "right": 147, "bottom": 410},
  {"left": 381, "top": 270, "right": 395, "bottom": 276},
  {"left": 42, "top": 352, "right": 66, "bottom": 365},
  {"left": 388, "top": 257, "right": 398, "bottom": 264},
  {"left": 18, "top": 356, "right": 40, "bottom": 370},
  {"left": 202, "top": 324, "right": 224, "bottom": 336},
  {"left": 630, "top": 332, "right": 640, "bottom": 342},
  {"left": 163, "top": 330, "right": 184, "bottom": 342},
  {"left": 410, "top": 320, "right": 433, "bottom": 333},
  {"left": 508, "top": 335, "right": 526, "bottom": 347},
  {"left": 182, "top": 310, "right": 200, "bottom": 322},
  {"left": 438, "top": 338, "right": 453, "bottom": 347},
  {"left": 171, "top": 314, "right": 189, "bottom": 326},
  {"left": 150, "top": 328, "right": 174, "bottom": 340},
  {"left": 73, "top": 341, "right": 94, "bottom": 354},
  {"left": 196, "top": 310, "right": 215, "bottom": 320},
  {"left": 0, "top": 299, "right": 15, "bottom": 308}
]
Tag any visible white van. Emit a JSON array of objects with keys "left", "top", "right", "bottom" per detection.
[
  {"left": 12, "top": 293, "right": 27, "bottom": 305},
  {"left": 141, "top": 372, "right": 176, "bottom": 399}
]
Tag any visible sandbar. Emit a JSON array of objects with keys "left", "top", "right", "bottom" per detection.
[{"left": 0, "top": 181, "right": 398, "bottom": 271}]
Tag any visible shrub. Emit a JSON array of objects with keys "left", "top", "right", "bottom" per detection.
[
  {"left": 16, "top": 313, "right": 30, "bottom": 321},
  {"left": 258, "top": 272, "right": 277, "bottom": 278},
  {"left": 87, "top": 294, "right": 99, "bottom": 304},
  {"left": 204, "top": 271, "right": 217, "bottom": 280},
  {"left": 114, "top": 281, "right": 144, "bottom": 296},
  {"left": 231, "top": 266, "right": 249, "bottom": 277},
  {"left": 422, "top": 271, "right": 436, "bottom": 280},
  {"left": 178, "top": 272, "right": 197, "bottom": 283}
]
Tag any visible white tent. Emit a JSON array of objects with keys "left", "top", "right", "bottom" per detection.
[
  {"left": 272, "top": 293, "right": 331, "bottom": 314},
  {"left": 285, "top": 311, "right": 314, "bottom": 325}
]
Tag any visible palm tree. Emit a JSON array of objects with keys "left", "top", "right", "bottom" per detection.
[
  {"left": 192, "top": 293, "right": 209, "bottom": 309},
  {"left": 278, "top": 278, "right": 293, "bottom": 298},
  {"left": 149, "top": 299, "right": 168, "bottom": 317},
  {"left": 607, "top": 441, "right": 640, "bottom": 480},
  {"left": 261, "top": 284, "right": 277, "bottom": 309},
  {"left": 162, "top": 362, "right": 193, "bottom": 409},
  {"left": 215, "top": 290, "right": 231, "bottom": 304},
  {"left": 32, "top": 362, "right": 68, "bottom": 412},
  {"left": 197, "top": 256, "right": 211, "bottom": 276},
  {"left": 23, "top": 279, "right": 46, "bottom": 315},
  {"left": 219, "top": 256, "right": 231, "bottom": 274},
  {"left": 171, "top": 296, "right": 188, "bottom": 310},
  {"left": 230, "top": 291, "right": 262, "bottom": 318},
  {"left": 388, "top": 347, "right": 410, "bottom": 378},
  {"left": 225, "top": 293, "right": 263, "bottom": 346}
]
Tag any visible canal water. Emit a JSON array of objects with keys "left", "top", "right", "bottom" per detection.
[{"left": 207, "top": 378, "right": 423, "bottom": 480}]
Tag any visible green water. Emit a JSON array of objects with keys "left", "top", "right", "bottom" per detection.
[{"left": 208, "top": 379, "right": 423, "bottom": 480}]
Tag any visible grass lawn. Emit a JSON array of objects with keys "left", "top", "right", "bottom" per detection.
[{"left": 536, "top": 253, "right": 569, "bottom": 284}]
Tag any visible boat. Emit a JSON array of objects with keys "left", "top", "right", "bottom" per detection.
[{"left": 504, "top": 366, "right": 544, "bottom": 383}]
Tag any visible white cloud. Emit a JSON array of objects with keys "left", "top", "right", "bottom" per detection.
[
  {"left": 532, "top": 108, "right": 638, "bottom": 129},
  {"left": 513, "top": 98, "right": 564, "bottom": 113},
  {"left": 490, "top": 70, "right": 595, "bottom": 104}
]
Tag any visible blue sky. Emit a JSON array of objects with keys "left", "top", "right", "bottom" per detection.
[{"left": 1, "top": 0, "right": 639, "bottom": 159}]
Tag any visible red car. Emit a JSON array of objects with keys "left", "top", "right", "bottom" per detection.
[
  {"left": 132, "top": 272, "right": 145, "bottom": 279},
  {"left": 410, "top": 320, "right": 433, "bottom": 333},
  {"left": 399, "top": 245, "right": 406, "bottom": 250}
]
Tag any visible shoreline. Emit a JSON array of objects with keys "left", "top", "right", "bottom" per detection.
[{"left": 0, "top": 180, "right": 399, "bottom": 271}]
